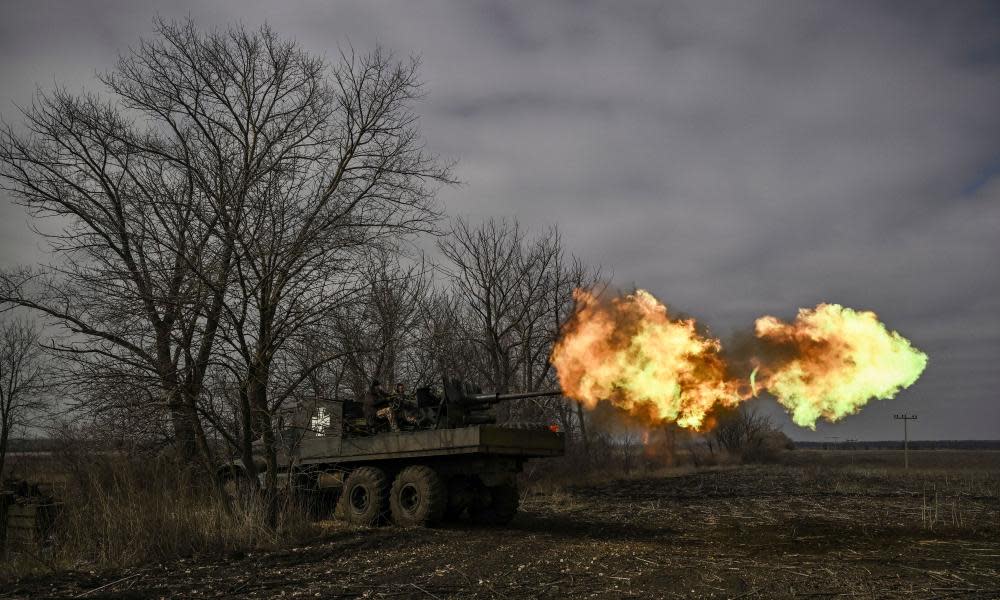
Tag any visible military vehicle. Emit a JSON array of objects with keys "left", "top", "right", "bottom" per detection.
[{"left": 219, "top": 379, "right": 564, "bottom": 527}]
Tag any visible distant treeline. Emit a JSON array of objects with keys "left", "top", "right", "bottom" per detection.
[
  {"left": 6, "top": 438, "right": 57, "bottom": 453},
  {"left": 793, "top": 440, "right": 1000, "bottom": 450}
]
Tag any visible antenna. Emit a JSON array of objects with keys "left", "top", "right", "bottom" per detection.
[{"left": 893, "top": 414, "right": 917, "bottom": 469}]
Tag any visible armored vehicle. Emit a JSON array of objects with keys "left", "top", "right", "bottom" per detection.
[{"left": 220, "top": 379, "right": 564, "bottom": 527}]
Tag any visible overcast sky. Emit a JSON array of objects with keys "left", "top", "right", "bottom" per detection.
[{"left": 2, "top": 1, "right": 998, "bottom": 440}]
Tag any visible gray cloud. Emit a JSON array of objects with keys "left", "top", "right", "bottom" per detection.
[{"left": 2, "top": 0, "right": 998, "bottom": 439}]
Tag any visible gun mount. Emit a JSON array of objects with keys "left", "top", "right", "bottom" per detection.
[{"left": 437, "top": 379, "right": 563, "bottom": 429}]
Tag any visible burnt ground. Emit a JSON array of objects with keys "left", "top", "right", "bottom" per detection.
[{"left": 4, "top": 454, "right": 1000, "bottom": 599}]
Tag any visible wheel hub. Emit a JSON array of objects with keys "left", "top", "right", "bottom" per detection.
[
  {"left": 400, "top": 482, "right": 421, "bottom": 513},
  {"left": 350, "top": 485, "right": 370, "bottom": 512}
]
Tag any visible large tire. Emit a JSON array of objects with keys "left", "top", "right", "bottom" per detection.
[
  {"left": 470, "top": 483, "right": 519, "bottom": 526},
  {"left": 389, "top": 465, "right": 446, "bottom": 527},
  {"left": 335, "top": 467, "right": 390, "bottom": 526}
]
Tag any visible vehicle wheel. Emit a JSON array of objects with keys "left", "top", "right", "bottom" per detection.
[
  {"left": 390, "top": 465, "right": 446, "bottom": 527},
  {"left": 470, "top": 483, "right": 519, "bottom": 526},
  {"left": 335, "top": 466, "right": 390, "bottom": 526}
]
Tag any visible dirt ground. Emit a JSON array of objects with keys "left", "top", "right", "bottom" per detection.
[{"left": 4, "top": 450, "right": 1000, "bottom": 599}]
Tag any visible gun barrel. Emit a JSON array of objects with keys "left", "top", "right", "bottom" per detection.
[{"left": 465, "top": 389, "right": 563, "bottom": 404}]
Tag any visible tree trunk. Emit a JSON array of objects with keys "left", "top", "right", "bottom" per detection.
[
  {"left": 247, "top": 359, "right": 281, "bottom": 527},
  {"left": 238, "top": 388, "right": 259, "bottom": 488},
  {"left": 0, "top": 423, "right": 9, "bottom": 480},
  {"left": 168, "top": 400, "right": 199, "bottom": 462}
]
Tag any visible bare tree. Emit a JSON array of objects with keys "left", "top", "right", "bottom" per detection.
[
  {"left": 0, "top": 20, "right": 437, "bottom": 492},
  {"left": 510, "top": 229, "right": 602, "bottom": 441},
  {"left": 0, "top": 318, "right": 48, "bottom": 477},
  {"left": 206, "top": 46, "right": 451, "bottom": 500},
  {"left": 438, "top": 217, "right": 602, "bottom": 439},
  {"left": 104, "top": 20, "right": 345, "bottom": 473},
  {"left": 710, "top": 404, "right": 790, "bottom": 462},
  {"left": 0, "top": 81, "right": 223, "bottom": 472},
  {"left": 438, "top": 218, "right": 559, "bottom": 394},
  {"left": 412, "top": 287, "right": 475, "bottom": 385},
  {"left": 332, "top": 254, "right": 437, "bottom": 401},
  {"left": 0, "top": 21, "right": 312, "bottom": 473}
]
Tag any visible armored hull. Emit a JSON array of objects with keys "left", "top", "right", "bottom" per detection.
[
  {"left": 296, "top": 425, "right": 564, "bottom": 466},
  {"left": 222, "top": 380, "right": 566, "bottom": 528}
]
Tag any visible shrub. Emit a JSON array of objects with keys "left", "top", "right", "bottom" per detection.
[{"left": 710, "top": 405, "right": 791, "bottom": 464}]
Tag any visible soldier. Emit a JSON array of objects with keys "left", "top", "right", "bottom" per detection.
[
  {"left": 365, "top": 380, "right": 399, "bottom": 432},
  {"left": 394, "top": 382, "right": 422, "bottom": 428}
]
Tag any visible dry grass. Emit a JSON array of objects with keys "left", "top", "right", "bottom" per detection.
[
  {"left": 2, "top": 455, "right": 319, "bottom": 579},
  {"left": 521, "top": 439, "right": 748, "bottom": 495},
  {"left": 524, "top": 449, "right": 1000, "bottom": 542}
]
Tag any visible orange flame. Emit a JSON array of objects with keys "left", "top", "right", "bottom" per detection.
[
  {"left": 753, "top": 304, "right": 928, "bottom": 428},
  {"left": 551, "top": 289, "right": 927, "bottom": 431},
  {"left": 550, "top": 289, "right": 740, "bottom": 430}
]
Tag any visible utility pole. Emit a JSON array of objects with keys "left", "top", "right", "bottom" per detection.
[{"left": 894, "top": 414, "right": 917, "bottom": 469}]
